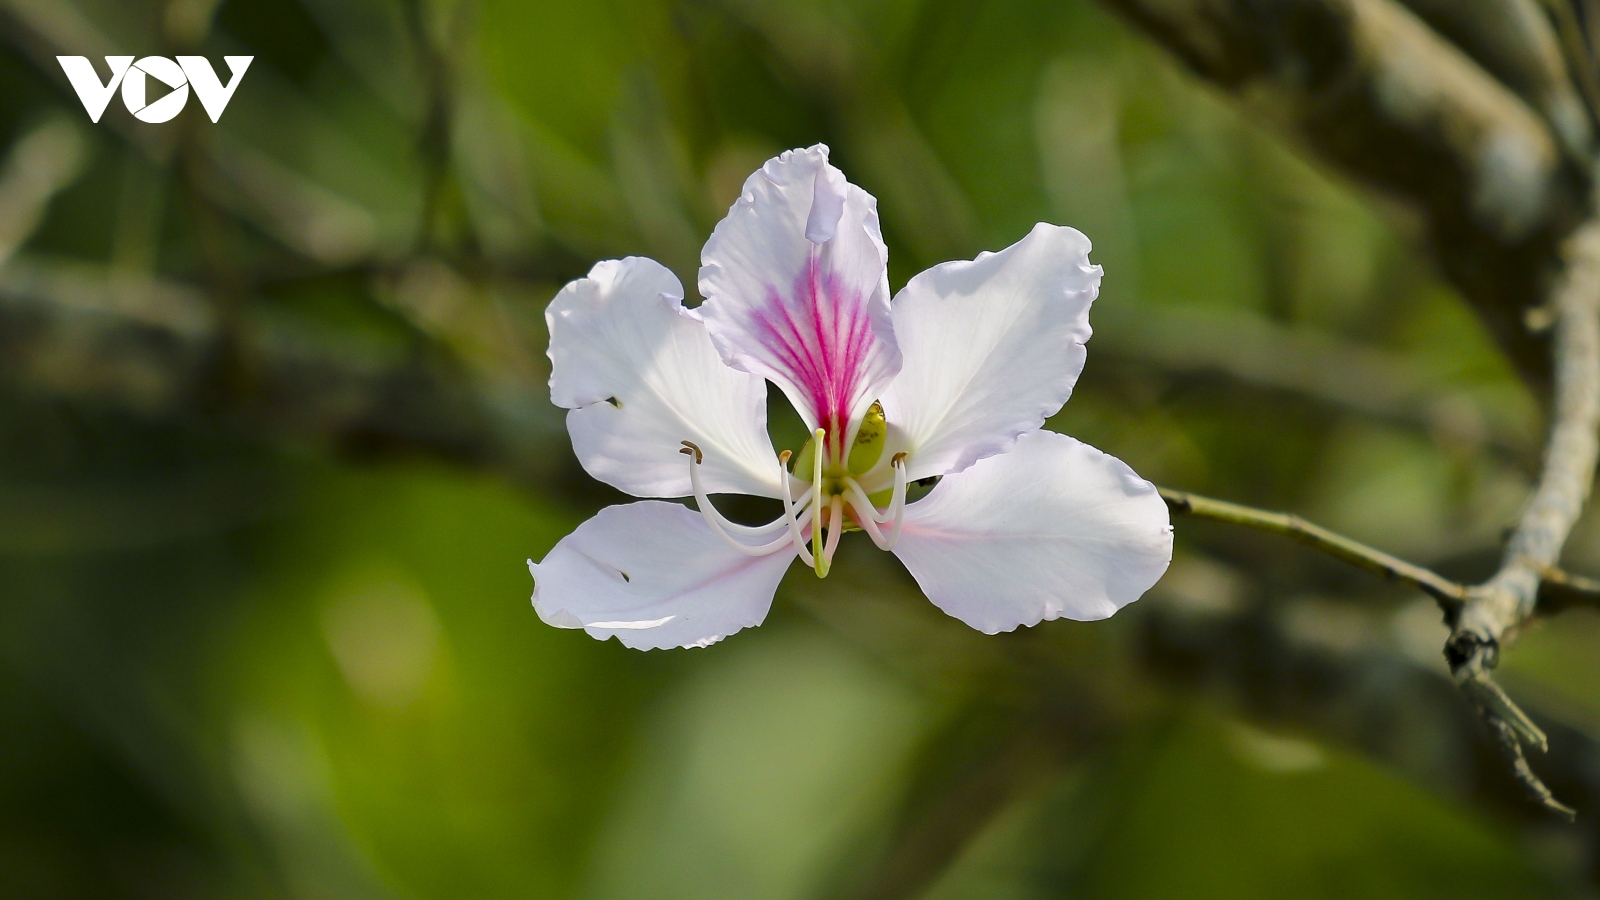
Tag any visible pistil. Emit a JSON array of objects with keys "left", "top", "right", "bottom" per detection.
[
  {"left": 820, "top": 495, "right": 843, "bottom": 576},
  {"left": 811, "top": 428, "right": 828, "bottom": 576}
]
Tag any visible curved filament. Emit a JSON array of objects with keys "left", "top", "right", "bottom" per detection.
[
  {"left": 840, "top": 454, "right": 908, "bottom": 550},
  {"left": 779, "top": 450, "right": 816, "bottom": 567},
  {"left": 683, "top": 444, "right": 815, "bottom": 556}
]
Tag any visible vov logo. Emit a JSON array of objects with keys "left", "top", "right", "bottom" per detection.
[{"left": 57, "top": 56, "right": 252, "bottom": 124}]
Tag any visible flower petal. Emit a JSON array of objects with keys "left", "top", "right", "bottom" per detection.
[
  {"left": 892, "top": 429, "right": 1171, "bottom": 633},
  {"left": 878, "top": 223, "right": 1101, "bottom": 481},
  {"left": 530, "top": 501, "right": 796, "bottom": 650},
  {"left": 697, "top": 145, "right": 900, "bottom": 436},
  {"left": 548, "top": 257, "right": 782, "bottom": 498}
]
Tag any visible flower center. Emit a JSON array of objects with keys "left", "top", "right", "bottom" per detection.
[
  {"left": 791, "top": 401, "right": 888, "bottom": 495},
  {"left": 679, "top": 402, "right": 909, "bottom": 577}
]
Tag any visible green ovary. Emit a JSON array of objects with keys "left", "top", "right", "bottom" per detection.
[
  {"left": 792, "top": 401, "right": 888, "bottom": 485},
  {"left": 848, "top": 402, "right": 887, "bottom": 473}
]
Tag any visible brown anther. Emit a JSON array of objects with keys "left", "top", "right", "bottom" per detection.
[
  {"left": 679, "top": 440, "right": 703, "bottom": 464},
  {"left": 891, "top": 451, "right": 908, "bottom": 468}
]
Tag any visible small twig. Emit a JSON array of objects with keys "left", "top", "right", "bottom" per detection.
[
  {"left": 1484, "top": 714, "right": 1578, "bottom": 818},
  {"left": 1159, "top": 487, "right": 1600, "bottom": 615},
  {"left": 1163, "top": 483, "right": 1598, "bottom": 819},
  {"left": 1158, "top": 488, "right": 1467, "bottom": 609},
  {"left": 1537, "top": 564, "right": 1600, "bottom": 611}
]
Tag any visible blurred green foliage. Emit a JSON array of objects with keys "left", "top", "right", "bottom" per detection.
[{"left": 0, "top": 0, "right": 1597, "bottom": 897}]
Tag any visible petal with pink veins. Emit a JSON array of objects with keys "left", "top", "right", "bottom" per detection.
[
  {"left": 697, "top": 145, "right": 900, "bottom": 438},
  {"left": 892, "top": 430, "right": 1171, "bottom": 633},
  {"left": 878, "top": 223, "right": 1101, "bottom": 482},
  {"left": 548, "top": 257, "right": 783, "bottom": 499},
  {"left": 530, "top": 501, "right": 797, "bottom": 650}
]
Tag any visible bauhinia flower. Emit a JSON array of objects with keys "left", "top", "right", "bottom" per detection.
[{"left": 528, "top": 145, "right": 1172, "bottom": 650}]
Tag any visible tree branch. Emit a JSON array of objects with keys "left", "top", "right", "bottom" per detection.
[
  {"left": 1163, "top": 475, "right": 1600, "bottom": 818},
  {"left": 1102, "top": 0, "right": 1600, "bottom": 821},
  {"left": 1097, "top": 0, "right": 1588, "bottom": 388},
  {"left": 1442, "top": 214, "right": 1600, "bottom": 820},
  {"left": 0, "top": 255, "right": 562, "bottom": 475},
  {"left": 1450, "top": 219, "right": 1600, "bottom": 649},
  {"left": 1397, "top": 0, "right": 1593, "bottom": 158}
]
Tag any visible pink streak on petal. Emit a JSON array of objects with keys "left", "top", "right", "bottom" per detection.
[{"left": 747, "top": 247, "right": 874, "bottom": 440}]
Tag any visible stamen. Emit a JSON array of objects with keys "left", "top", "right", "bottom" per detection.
[
  {"left": 779, "top": 450, "right": 815, "bottom": 567},
  {"left": 840, "top": 481, "right": 887, "bottom": 546},
  {"left": 885, "top": 451, "right": 908, "bottom": 548},
  {"left": 680, "top": 443, "right": 809, "bottom": 538},
  {"left": 840, "top": 452, "right": 909, "bottom": 550},
  {"left": 682, "top": 443, "right": 815, "bottom": 556}
]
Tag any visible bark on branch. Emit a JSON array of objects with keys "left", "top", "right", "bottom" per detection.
[
  {"left": 1451, "top": 220, "right": 1600, "bottom": 652},
  {"left": 1446, "top": 215, "right": 1600, "bottom": 819}
]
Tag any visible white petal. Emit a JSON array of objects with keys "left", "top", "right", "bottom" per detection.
[
  {"left": 878, "top": 223, "right": 1101, "bottom": 481},
  {"left": 697, "top": 145, "right": 901, "bottom": 436},
  {"left": 530, "top": 501, "right": 796, "bottom": 650},
  {"left": 892, "top": 430, "right": 1171, "bottom": 633},
  {"left": 547, "top": 257, "right": 782, "bottom": 498}
]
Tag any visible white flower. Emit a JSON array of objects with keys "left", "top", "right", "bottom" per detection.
[{"left": 528, "top": 145, "right": 1173, "bottom": 650}]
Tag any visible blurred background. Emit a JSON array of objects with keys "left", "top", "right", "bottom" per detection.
[{"left": 1, "top": 0, "right": 1599, "bottom": 896}]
